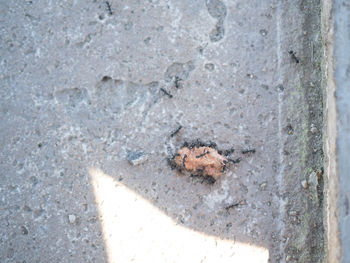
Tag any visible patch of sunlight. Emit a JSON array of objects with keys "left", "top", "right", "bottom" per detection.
[{"left": 89, "top": 168, "right": 269, "bottom": 263}]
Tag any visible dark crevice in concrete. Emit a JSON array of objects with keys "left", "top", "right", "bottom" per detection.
[
  {"left": 300, "top": 1, "right": 325, "bottom": 262},
  {"left": 283, "top": 0, "right": 325, "bottom": 262}
]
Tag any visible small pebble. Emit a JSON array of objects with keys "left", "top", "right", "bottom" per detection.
[
  {"left": 309, "top": 171, "right": 318, "bottom": 189},
  {"left": 289, "top": 210, "right": 297, "bottom": 216},
  {"left": 144, "top": 37, "right": 151, "bottom": 45},
  {"left": 277, "top": 84, "right": 284, "bottom": 92},
  {"left": 259, "top": 182, "right": 267, "bottom": 190},
  {"left": 127, "top": 151, "right": 148, "bottom": 166},
  {"left": 21, "top": 225, "right": 28, "bottom": 235},
  {"left": 204, "top": 63, "right": 215, "bottom": 71},
  {"left": 260, "top": 29, "right": 268, "bottom": 36},
  {"left": 68, "top": 214, "right": 76, "bottom": 224},
  {"left": 310, "top": 126, "right": 318, "bottom": 134},
  {"left": 247, "top": 73, "right": 256, "bottom": 79},
  {"left": 301, "top": 179, "right": 308, "bottom": 189}
]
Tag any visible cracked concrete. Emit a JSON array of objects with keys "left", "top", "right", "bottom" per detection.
[{"left": 0, "top": 0, "right": 324, "bottom": 262}]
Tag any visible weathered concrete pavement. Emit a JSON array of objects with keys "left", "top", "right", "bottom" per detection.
[{"left": 0, "top": 0, "right": 324, "bottom": 262}]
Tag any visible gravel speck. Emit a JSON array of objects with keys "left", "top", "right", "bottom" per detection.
[
  {"left": 289, "top": 210, "right": 297, "bottom": 216},
  {"left": 21, "top": 225, "right": 29, "bottom": 235},
  {"left": 311, "top": 126, "right": 318, "bottom": 134},
  {"left": 260, "top": 29, "right": 268, "bottom": 36},
  {"left": 204, "top": 63, "right": 215, "bottom": 71},
  {"left": 68, "top": 214, "right": 77, "bottom": 224},
  {"left": 127, "top": 151, "right": 148, "bottom": 166},
  {"left": 301, "top": 179, "right": 308, "bottom": 189},
  {"left": 259, "top": 182, "right": 267, "bottom": 190},
  {"left": 309, "top": 171, "right": 318, "bottom": 189}
]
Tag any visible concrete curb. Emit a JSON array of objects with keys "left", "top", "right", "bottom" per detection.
[{"left": 323, "top": 0, "right": 350, "bottom": 262}]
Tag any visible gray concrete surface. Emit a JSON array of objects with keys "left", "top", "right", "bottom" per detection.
[
  {"left": 0, "top": 0, "right": 324, "bottom": 262},
  {"left": 323, "top": 0, "right": 350, "bottom": 262}
]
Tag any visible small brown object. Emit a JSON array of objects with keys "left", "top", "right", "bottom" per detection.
[{"left": 174, "top": 146, "right": 228, "bottom": 180}]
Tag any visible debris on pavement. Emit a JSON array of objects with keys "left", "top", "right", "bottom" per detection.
[
  {"left": 173, "top": 145, "right": 228, "bottom": 180},
  {"left": 127, "top": 151, "right": 148, "bottom": 166}
]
